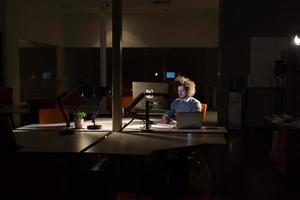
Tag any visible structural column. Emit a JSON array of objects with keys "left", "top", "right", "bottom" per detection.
[
  {"left": 112, "top": 0, "right": 122, "bottom": 132},
  {"left": 99, "top": 2, "right": 107, "bottom": 88},
  {"left": 3, "top": 0, "right": 20, "bottom": 104}
]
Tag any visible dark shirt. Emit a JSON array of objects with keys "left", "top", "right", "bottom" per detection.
[{"left": 166, "top": 97, "right": 202, "bottom": 119}]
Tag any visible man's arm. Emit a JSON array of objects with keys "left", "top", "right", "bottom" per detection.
[
  {"left": 162, "top": 100, "right": 176, "bottom": 124},
  {"left": 191, "top": 100, "right": 202, "bottom": 112}
]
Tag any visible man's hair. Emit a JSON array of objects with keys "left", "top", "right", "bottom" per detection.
[{"left": 174, "top": 76, "right": 196, "bottom": 97}]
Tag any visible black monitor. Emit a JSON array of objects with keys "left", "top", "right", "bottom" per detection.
[{"left": 132, "top": 82, "right": 169, "bottom": 110}]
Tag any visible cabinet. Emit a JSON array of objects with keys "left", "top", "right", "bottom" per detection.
[{"left": 267, "top": 116, "right": 300, "bottom": 176}]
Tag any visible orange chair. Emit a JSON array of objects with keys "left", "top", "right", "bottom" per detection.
[
  {"left": 39, "top": 108, "right": 68, "bottom": 124},
  {"left": 108, "top": 96, "right": 133, "bottom": 112},
  {"left": 121, "top": 96, "right": 133, "bottom": 108},
  {"left": 201, "top": 103, "right": 207, "bottom": 124}
]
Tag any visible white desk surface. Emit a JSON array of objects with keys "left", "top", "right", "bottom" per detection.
[
  {"left": 14, "top": 130, "right": 109, "bottom": 153},
  {"left": 17, "top": 118, "right": 227, "bottom": 133},
  {"left": 86, "top": 132, "right": 227, "bottom": 156},
  {"left": 15, "top": 118, "right": 227, "bottom": 154}
]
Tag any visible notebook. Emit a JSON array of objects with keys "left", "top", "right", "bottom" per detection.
[{"left": 176, "top": 112, "right": 202, "bottom": 129}]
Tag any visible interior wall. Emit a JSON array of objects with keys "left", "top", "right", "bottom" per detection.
[
  {"left": 16, "top": 0, "right": 63, "bottom": 46},
  {"left": 220, "top": 0, "right": 300, "bottom": 126},
  {"left": 63, "top": 47, "right": 218, "bottom": 105},
  {"left": 19, "top": 48, "right": 57, "bottom": 101},
  {"left": 0, "top": 0, "right": 4, "bottom": 86},
  {"left": 203, "top": 48, "right": 219, "bottom": 108},
  {"left": 63, "top": 12, "right": 219, "bottom": 48},
  {"left": 4, "top": 0, "right": 20, "bottom": 104}
]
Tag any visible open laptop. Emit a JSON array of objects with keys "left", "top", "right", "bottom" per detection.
[{"left": 176, "top": 112, "right": 202, "bottom": 129}]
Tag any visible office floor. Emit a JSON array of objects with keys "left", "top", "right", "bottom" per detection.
[
  {"left": 225, "top": 129, "right": 284, "bottom": 200},
  {"left": 62, "top": 128, "right": 289, "bottom": 200}
]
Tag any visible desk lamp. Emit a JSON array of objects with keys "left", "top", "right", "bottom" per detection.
[
  {"left": 57, "top": 83, "right": 103, "bottom": 134},
  {"left": 57, "top": 84, "right": 83, "bottom": 135},
  {"left": 87, "top": 89, "right": 103, "bottom": 130},
  {"left": 122, "top": 92, "right": 168, "bottom": 131}
]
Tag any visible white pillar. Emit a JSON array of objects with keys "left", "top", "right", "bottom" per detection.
[
  {"left": 99, "top": 5, "right": 107, "bottom": 87},
  {"left": 56, "top": 47, "right": 70, "bottom": 95},
  {"left": 112, "top": 0, "right": 123, "bottom": 132},
  {"left": 4, "top": 0, "right": 20, "bottom": 104}
]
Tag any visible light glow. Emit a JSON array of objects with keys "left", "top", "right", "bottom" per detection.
[{"left": 294, "top": 35, "right": 300, "bottom": 46}]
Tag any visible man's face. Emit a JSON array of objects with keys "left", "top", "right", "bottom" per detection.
[{"left": 178, "top": 85, "right": 187, "bottom": 99}]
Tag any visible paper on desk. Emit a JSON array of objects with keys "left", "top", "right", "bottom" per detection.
[
  {"left": 151, "top": 123, "right": 175, "bottom": 129},
  {"left": 285, "top": 120, "right": 300, "bottom": 128},
  {"left": 125, "top": 123, "right": 175, "bottom": 130}
]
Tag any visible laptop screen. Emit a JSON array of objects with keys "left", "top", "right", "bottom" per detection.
[{"left": 176, "top": 112, "right": 202, "bottom": 129}]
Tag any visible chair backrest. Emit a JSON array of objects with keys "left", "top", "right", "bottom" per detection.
[
  {"left": 121, "top": 96, "right": 133, "bottom": 108},
  {"left": 201, "top": 103, "right": 207, "bottom": 123},
  {"left": 0, "top": 115, "right": 17, "bottom": 152},
  {"left": 108, "top": 96, "right": 134, "bottom": 112},
  {"left": 0, "top": 87, "right": 13, "bottom": 105},
  {"left": 39, "top": 108, "right": 68, "bottom": 124}
]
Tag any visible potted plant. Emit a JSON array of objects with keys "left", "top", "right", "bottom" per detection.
[{"left": 73, "top": 111, "right": 87, "bottom": 129}]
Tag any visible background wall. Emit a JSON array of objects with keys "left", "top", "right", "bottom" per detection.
[
  {"left": 19, "top": 48, "right": 57, "bottom": 101},
  {"left": 16, "top": 0, "right": 64, "bottom": 46},
  {"left": 63, "top": 12, "right": 219, "bottom": 48},
  {"left": 220, "top": 0, "right": 300, "bottom": 126},
  {"left": 63, "top": 47, "right": 219, "bottom": 106}
]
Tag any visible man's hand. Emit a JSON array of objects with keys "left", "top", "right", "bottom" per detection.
[
  {"left": 161, "top": 115, "right": 169, "bottom": 124},
  {"left": 169, "top": 119, "right": 177, "bottom": 126}
]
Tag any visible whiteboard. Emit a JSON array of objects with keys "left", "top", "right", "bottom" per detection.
[{"left": 248, "top": 37, "right": 287, "bottom": 87}]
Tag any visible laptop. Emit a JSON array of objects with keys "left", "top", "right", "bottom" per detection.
[{"left": 176, "top": 112, "right": 202, "bottom": 129}]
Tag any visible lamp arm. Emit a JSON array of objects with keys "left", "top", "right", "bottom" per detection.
[
  {"left": 122, "top": 92, "right": 169, "bottom": 131},
  {"left": 124, "top": 92, "right": 145, "bottom": 113},
  {"left": 57, "top": 97, "right": 70, "bottom": 128},
  {"left": 124, "top": 92, "right": 169, "bottom": 115},
  {"left": 56, "top": 83, "right": 86, "bottom": 127},
  {"left": 91, "top": 96, "right": 103, "bottom": 125}
]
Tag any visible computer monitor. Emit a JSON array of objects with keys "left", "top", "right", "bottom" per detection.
[
  {"left": 166, "top": 71, "right": 176, "bottom": 79},
  {"left": 132, "top": 82, "right": 169, "bottom": 110}
]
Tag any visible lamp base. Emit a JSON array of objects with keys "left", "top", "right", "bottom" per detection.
[
  {"left": 87, "top": 124, "right": 102, "bottom": 130},
  {"left": 141, "top": 129, "right": 153, "bottom": 132},
  {"left": 59, "top": 128, "right": 75, "bottom": 135}
]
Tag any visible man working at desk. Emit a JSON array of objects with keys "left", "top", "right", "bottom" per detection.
[{"left": 162, "top": 75, "right": 202, "bottom": 125}]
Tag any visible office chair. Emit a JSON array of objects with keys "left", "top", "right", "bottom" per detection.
[
  {"left": 0, "top": 115, "right": 19, "bottom": 152},
  {"left": 39, "top": 108, "right": 68, "bottom": 124},
  {"left": 201, "top": 103, "right": 207, "bottom": 124},
  {"left": 0, "top": 87, "right": 13, "bottom": 104}
]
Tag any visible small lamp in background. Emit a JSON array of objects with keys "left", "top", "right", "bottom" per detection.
[{"left": 294, "top": 34, "right": 300, "bottom": 46}]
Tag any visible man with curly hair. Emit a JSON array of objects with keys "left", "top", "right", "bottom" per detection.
[{"left": 162, "top": 76, "right": 202, "bottom": 125}]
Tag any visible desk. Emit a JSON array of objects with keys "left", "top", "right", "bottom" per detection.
[
  {"left": 15, "top": 118, "right": 227, "bottom": 154},
  {"left": 13, "top": 118, "right": 227, "bottom": 198},
  {"left": 265, "top": 115, "right": 300, "bottom": 175},
  {"left": 14, "top": 130, "right": 109, "bottom": 153},
  {"left": 86, "top": 132, "right": 226, "bottom": 156},
  {"left": 122, "top": 118, "right": 227, "bottom": 133}
]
